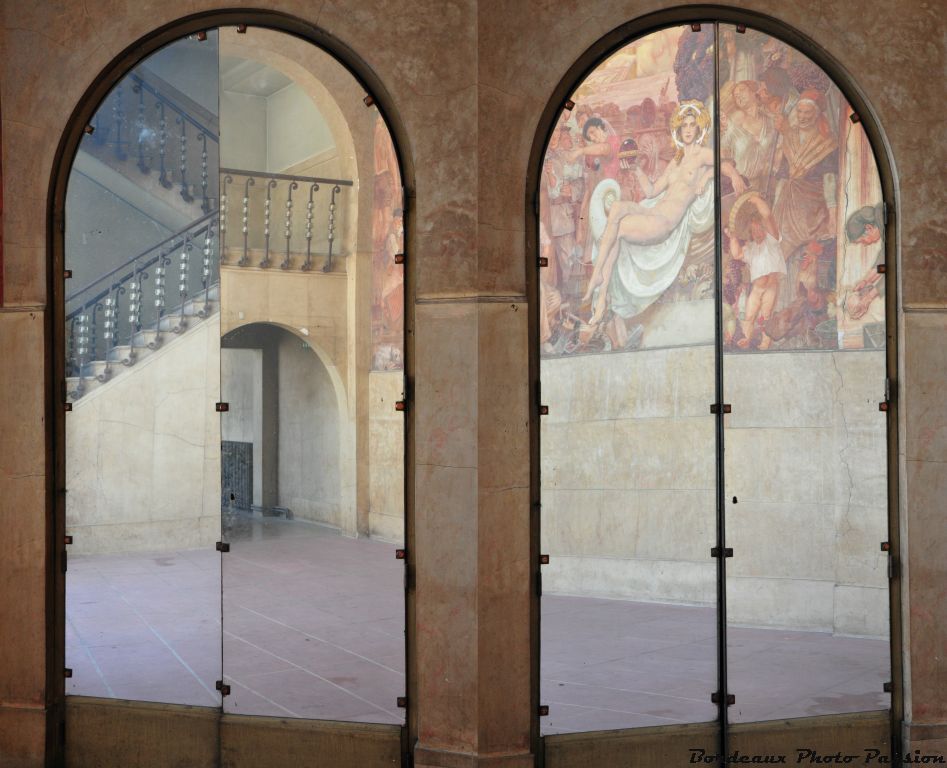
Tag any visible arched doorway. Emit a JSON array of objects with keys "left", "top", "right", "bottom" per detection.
[
  {"left": 530, "top": 11, "right": 899, "bottom": 764},
  {"left": 52, "top": 12, "right": 412, "bottom": 765}
]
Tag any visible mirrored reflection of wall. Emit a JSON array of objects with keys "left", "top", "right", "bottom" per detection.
[
  {"left": 217, "top": 27, "right": 405, "bottom": 725},
  {"left": 538, "top": 20, "right": 890, "bottom": 736},
  {"left": 539, "top": 25, "right": 719, "bottom": 736},
  {"left": 64, "top": 31, "right": 222, "bottom": 708},
  {"left": 719, "top": 23, "right": 889, "bottom": 723}
]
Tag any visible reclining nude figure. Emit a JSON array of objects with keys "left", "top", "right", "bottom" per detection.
[{"left": 583, "top": 100, "right": 745, "bottom": 324}]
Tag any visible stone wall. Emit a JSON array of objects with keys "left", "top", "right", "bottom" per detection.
[
  {"left": 65, "top": 316, "right": 221, "bottom": 555},
  {"left": 542, "top": 346, "right": 888, "bottom": 635}
]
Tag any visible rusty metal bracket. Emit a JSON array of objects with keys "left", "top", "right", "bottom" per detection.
[
  {"left": 397, "top": 696, "right": 407, "bottom": 708},
  {"left": 539, "top": 405, "right": 549, "bottom": 416},
  {"left": 394, "top": 253, "right": 405, "bottom": 265},
  {"left": 711, "top": 691, "right": 735, "bottom": 706},
  {"left": 564, "top": 99, "right": 575, "bottom": 112},
  {"left": 216, "top": 680, "right": 231, "bottom": 696},
  {"left": 538, "top": 256, "right": 549, "bottom": 268},
  {"left": 539, "top": 554, "right": 549, "bottom": 565},
  {"left": 710, "top": 403, "right": 731, "bottom": 414},
  {"left": 538, "top": 705, "right": 549, "bottom": 716},
  {"left": 215, "top": 402, "right": 229, "bottom": 412},
  {"left": 883, "top": 682, "right": 892, "bottom": 693},
  {"left": 65, "top": 535, "right": 73, "bottom": 545},
  {"left": 64, "top": 668, "right": 73, "bottom": 678},
  {"left": 363, "top": 94, "right": 375, "bottom": 107},
  {"left": 711, "top": 547, "right": 733, "bottom": 558},
  {"left": 236, "top": 24, "right": 247, "bottom": 33},
  {"left": 691, "top": 23, "right": 702, "bottom": 31},
  {"left": 395, "top": 400, "right": 406, "bottom": 412},
  {"left": 396, "top": 549, "right": 406, "bottom": 560},
  {"left": 850, "top": 112, "right": 861, "bottom": 124},
  {"left": 64, "top": 269, "right": 73, "bottom": 279},
  {"left": 880, "top": 541, "right": 890, "bottom": 552},
  {"left": 216, "top": 541, "right": 230, "bottom": 553},
  {"left": 876, "top": 263, "right": 887, "bottom": 274},
  {"left": 64, "top": 402, "right": 73, "bottom": 412}
]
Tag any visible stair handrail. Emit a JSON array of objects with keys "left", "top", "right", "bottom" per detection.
[
  {"left": 130, "top": 72, "right": 218, "bottom": 144},
  {"left": 66, "top": 210, "right": 218, "bottom": 310}
]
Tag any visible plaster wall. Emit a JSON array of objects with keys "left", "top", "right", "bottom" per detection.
[
  {"left": 64, "top": 315, "right": 221, "bottom": 555},
  {"left": 0, "top": 1, "right": 945, "bottom": 766},
  {"left": 369, "top": 370, "right": 405, "bottom": 543},
  {"left": 276, "top": 330, "right": 343, "bottom": 527}
]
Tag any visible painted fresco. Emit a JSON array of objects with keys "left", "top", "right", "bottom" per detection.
[
  {"left": 539, "top": 25, "right": 884, "bottom": 357},
  {"left": 370, "top": 114, "right": 404, "bottom": 370},
  {"left": 718, "top": 25, "right": 884, "bottom": 352}
]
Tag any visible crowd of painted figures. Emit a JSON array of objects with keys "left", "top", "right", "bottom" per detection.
[{"left": 540, "top": 26, "right": 884, "bottom": 356}]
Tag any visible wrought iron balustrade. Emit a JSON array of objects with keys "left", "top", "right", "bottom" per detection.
[
  {"left": 66, "top": 211, "right": 219, "bottom": 383},
  {"left": 84, "top": 69, "right": 220, "bottom": 213},
  {"left": 220, "top": 168, "right": 352, "bottom": 272}
]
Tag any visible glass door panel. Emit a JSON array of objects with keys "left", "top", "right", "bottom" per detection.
[
  {"left": 218, "top": 28, "right": 405, "bottom": 723},
  {"left": 718, "top": 23, "right": 889, "bottom": 723},
  {"left": 539, "top": 24, "right": 719, "bottom": 735},
  {"left": 64, "top": 30, "right": 222, "bottom": 707}
]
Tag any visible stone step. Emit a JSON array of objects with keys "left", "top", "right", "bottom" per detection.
[
  {"left": 80, "top": 359, "right": 113, "bottom": 382},
  {"left": 132, "top": 329, "right": 163, "bottom": 349},
  {"left": 106, "top": 345, "right": 138, "bottom": 365},
  {"left": 157, "top": 314, "right": 189, "bottom": 332}
]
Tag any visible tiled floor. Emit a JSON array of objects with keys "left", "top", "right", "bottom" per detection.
[{"left": 66, "top": 514, "right": 889, "bottom": 732}]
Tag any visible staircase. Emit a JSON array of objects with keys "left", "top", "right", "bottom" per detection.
[{"left": 66, "top": 51, "right": 355, "bottom": 402}]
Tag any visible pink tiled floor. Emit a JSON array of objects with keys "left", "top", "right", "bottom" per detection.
[{"left": 66, "top": 514, "right": 889, "bottom": 732}]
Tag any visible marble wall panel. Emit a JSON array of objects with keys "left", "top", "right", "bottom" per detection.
[{"left": 0, "top": 310, "right": 48, "bottom": 706}]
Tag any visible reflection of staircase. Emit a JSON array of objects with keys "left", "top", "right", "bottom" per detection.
[
  {"left": 66, "top": 280, "right": 219, "bottom": 402},
  {"left": 66, "top": 55, "right": 356, "bottom": 402}
]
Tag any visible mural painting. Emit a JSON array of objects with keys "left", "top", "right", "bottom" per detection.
[
  {"left": 539, "top": 25, "right": 884, "bottom": 357},
  {"left": 370, "top": 114, "right": 404, "bottom": 371}
]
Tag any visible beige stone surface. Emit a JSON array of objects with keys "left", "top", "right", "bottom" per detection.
[
  {"left": 65, "top": 316, "right": 220, "bottom": 554},
  {"left": 0, "top": 705, "right": 47, "bottom": 768},
  {"left": 0, "top": 310, "right": 48, "bottom": 707}
]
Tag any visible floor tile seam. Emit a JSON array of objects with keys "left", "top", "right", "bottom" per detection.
[
  {"left": 235, "top": 603, "right": 405, "bottom": 676},
  {"left": 66, "top": 614, "right": 117, "bottom": 698},
  {"left": 225, "top": 675, "right": 301, "bottom": 718},
  {"left": 107, "top": 581, "right": 220, "bottom": 706},
  {"left": 222, "top": 630, "right": 403, "bottom": 720},
  {"left": 542, "top": 677, "right": 710, "bottom": 705}
]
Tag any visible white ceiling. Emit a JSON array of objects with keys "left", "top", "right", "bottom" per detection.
[{"left": 220, "top": 57, "right": 294, "bottom": 97}]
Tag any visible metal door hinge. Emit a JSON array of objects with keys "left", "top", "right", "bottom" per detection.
[
  {"left": 711, "top": 547, "right": 733, "bottom": 558},
  {"left": 710, "top": 403, "right": 731, "bottom": 414},
  {"left": 711, "top": 691, "right": 735, "bottom": 705},
  {"left": 216, "top": 541, "right": 230, "bottom": 553}
]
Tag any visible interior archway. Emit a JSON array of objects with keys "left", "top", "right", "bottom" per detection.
[{"left": 51, "top": 12, "right": 412, "bottom": 764}]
